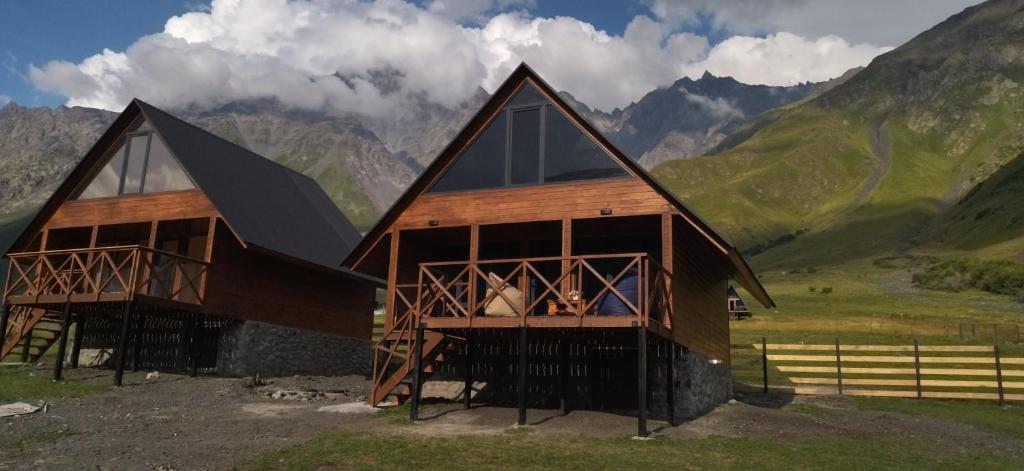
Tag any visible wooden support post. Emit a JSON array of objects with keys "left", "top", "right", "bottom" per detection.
[
  {"left": 660, "top": 213, "right": 673, "bottom": 328},
  {"left": 994, "top": 345, "right": 1005, "bottom": 406},
  {"left": 53, "top": 303, "right": 72, "bottom": 381},
  {"left": 636, "top": 325, "right": 648, "bottom": 438},
  {"left": 131, "top": 312, "right": 145, "bottom": 372},
  {"left": 559, "top": 337, "right": 570, "bottom": 416},
  {"left": 666, "top": 338, "right": 676, "bottom": 426},
  {"left": 113, "top": 301, "right": 133, "bottom": 386},
  {"left": 761, "top": 337, "right": 768, "bottom": 393},
  {"left": 385, "top": 230, "right": 400, "bottom": 331},
  {"left": 517, "top": 325, "right": 528, "bottom": 426},
  {"left": 913, "top": 339, "right": 922, "bottom": 399},
  {"left": 835, "top": 338, "right": 843, "bottom": 395},
  {"left": 409, "top": 323, "right": 425, "bottom": 422},
  {"left": 463, "top": 335, "right": 473, "bottom": 409},
  {"left": 189, "top": 313, "right": 201, "bottom": 378},
  {"left": 561, "top": 217, "right": 572, "bottom": 297},
  {"left": 468, "top": 225, "right": 479, "bottom": 321},
  {"left": 70, "top": 317, "right": 84, "bottom": 369}
]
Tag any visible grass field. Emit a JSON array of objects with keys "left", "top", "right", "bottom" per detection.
[
  {"left": 245, "top": 427, "right": 1018, "bottom": 471},
  {"left": 730, "top": 257, "right": 1023, "bottom": 350},
  {"left": 0, "top": 365, "right": 107, "bottom": 402}
]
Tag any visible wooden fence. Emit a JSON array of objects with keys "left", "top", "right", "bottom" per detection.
[{"left": 731, "top": 340, "right": 1024, "bottom": 403}]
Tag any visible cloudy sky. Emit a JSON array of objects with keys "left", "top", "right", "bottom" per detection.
[{"left": 0, "top": 0, "right": 983, "bottom": 114}]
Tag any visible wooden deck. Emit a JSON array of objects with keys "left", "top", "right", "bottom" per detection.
[
  {"left": 370, "top": 252, "right": 673, "bottom": 406},
  {"left": 4, "top": 245, "right": 208, "bottom": 308}
]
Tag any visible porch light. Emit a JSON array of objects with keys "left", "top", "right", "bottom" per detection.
[
  {"left": 600, "top": 208, "right": 613, "bottom": 215},
  {"left": 709, "top": 358, "right": 722, "bottom": 365}
]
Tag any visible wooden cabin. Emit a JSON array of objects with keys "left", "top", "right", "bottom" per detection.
[
  {"left": 1, "top": 100, "right": 380, "bottom": 383},
  {"left": 344, "top": 64, "right": 774, "bottom": 435},
  {"left": 728, "top": 286, "right": 752, "bottom": 319}
]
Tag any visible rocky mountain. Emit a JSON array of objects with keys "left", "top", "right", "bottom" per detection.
[
  {"left": 364, "top": 89, "right": 490, "bottom": 172},
  {"left": 557, "top": 74, "right": 820, "bottom": 169},
  {"left": 653, "top": 0, "right": 1024, "bottom": 267},
  {"left": 0, "top": 103, "right": 117, "bottom": 213}
]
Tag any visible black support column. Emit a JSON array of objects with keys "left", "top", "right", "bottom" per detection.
[
  {"left": 131, "top": 312, "right": 145, "bottom": 372},
  {"left": 0, "top": 305, "right": 9, "bottom": 348},
  {"left": 53, "top": 303, "right": 73, "bottom": 381},
  {"left": 559, "top": 337, "right": 570, "bottom": 415},
  {"left": 70, "top": 317, "right": 84, "bottom": 369},
  {"left": 637, "top": 325, "right": 648, "bottom": 437},
  {"left": 463, "top": 335, "right": 473, "bottom": 409},
  {"left": 189, "top": 313, "right": 201, "bottom": 378},
  {"left": 666, "top": 339, "right": 676, "bottom": 426},
  {"left": 409, "top": 323, "right": 425, "bottom": 422},
  {"left": 113, "top": 301, "right": 134, "bottom": 386},
  {"left": 517, "top": 325, "right": 528, "bottom": 426}
]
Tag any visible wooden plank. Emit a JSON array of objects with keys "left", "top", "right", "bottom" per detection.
[
  {"left": 922, "top": 391, "right": 1001, "bottom": 400},
  {"left": 755, "top": 344, "right": 1003, "bottom": 353},
  {"left": 395, "top": 178, "right": 672, "bottom": 229},
  {"left": 918, "top": 345, "right": 997, "bottom": 352},
  {"left": 775, "top": 365, "right": 1024, "bottom": 377},
  {"left": 843, "top": 389, "right": 919, "bottom": 398},
  {"left": 787, "top": 377, "right": 1024, "bottom": 388},
  {"left": 767, "top": 354, "right": 1000, "bottom": 364},
  {"left": 45, "top": 190, "right": 218, "bottom": 229}
]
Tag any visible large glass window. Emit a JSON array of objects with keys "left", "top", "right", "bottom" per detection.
[
  {"left": 78, "top": 143, "right": 127, "bottom": 199},
  {"left": 429, "top": 83, "right": 628, "bottom": 193},
  {"left": 509, "top": 108, "right": 541, "bottom": 185},
  {"left": 429, "top": 112, "right": 508, "bottom": 193},
  {"left": 77, "top": 130, "right": 194, "bottom": 199},
  {"left": 544, "top": 110, "right": 627, "bottom": 182},
  {"left": 143, "top": 135, "right": 194, "bottom": 193}
]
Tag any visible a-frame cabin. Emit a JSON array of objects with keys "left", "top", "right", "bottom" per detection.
[
  {"left": 1, "top": 100, "right": 381, "bottom": 383},
  {"left": 344, "top": 64, "right": 774, "bottom": 434}
]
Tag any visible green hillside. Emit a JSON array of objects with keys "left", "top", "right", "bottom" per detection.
[{"left": 653, "top": 0, "right": 1024, "bottom": 270}]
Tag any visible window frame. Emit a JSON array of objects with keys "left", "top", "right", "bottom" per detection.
[
  {"left": 76, "top": 130, "right": 195, "bottom": 200},
  {"left": 429, "top": 84, "right": 630, "bottom": 195}
]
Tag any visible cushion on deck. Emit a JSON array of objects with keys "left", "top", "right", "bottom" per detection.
[
  {"left": 484, "top": 272, "right": 523, "bottom": 317},
  {"left": 596, "top": 267, "right": 638, "bottom": 316}
]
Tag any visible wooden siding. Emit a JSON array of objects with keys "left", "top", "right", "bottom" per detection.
[
  {"left": 393, "top": 178, "right": 672, "bottom": 230},
  {"left": 203, "top": 221, "right": 374, "bottom": 339},
  {"left": 671, "top": 215, "right": 731, "bottom": 363},
  {"left": 44, "top": 190, "right": 218, "bottom": 230}
]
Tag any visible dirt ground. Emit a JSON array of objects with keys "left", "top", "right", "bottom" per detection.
[{"left": 1, "top": 366, "right": 1021, "bottom": 470}]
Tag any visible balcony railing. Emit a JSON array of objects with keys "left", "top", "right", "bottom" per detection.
[
  {"left": 392, "top": 253, "right": 672, "bottom": 329},
  {"left": 4, "top": 245, "right": 208, "bottom": 306}
]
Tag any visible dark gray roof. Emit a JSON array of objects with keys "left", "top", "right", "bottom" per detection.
[{"left": 135, "top": 100, "right": 364, "bottom": 270}]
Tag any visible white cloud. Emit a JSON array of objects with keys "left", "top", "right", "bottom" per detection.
[
  {"left": 28, "top": 0, "right": 894, "bottom": 114},
  {"left": 679, "top": 88, "right": 742, "bottom": 120},
  {"left": 649, "top": 0, "right": 981, "bottom": 46},
  {"left": 683, "top": 33, "right": 891, "bottom": 86},
  {"left": 427, "top": 0, "right": 534, "bottom": 22},
  {"left": 0, "top": 94, "right": 10, "bottom": 106}
]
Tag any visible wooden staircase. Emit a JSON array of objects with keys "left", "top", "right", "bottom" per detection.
[
  {"left": 2, "top": 306, "right": 64, "bottom": 363},
  {"left": 369, "top": 320, "right": 457, "bottom": 406}
]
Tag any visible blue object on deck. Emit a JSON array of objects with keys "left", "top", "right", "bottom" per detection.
[{"left": 596, "top": 267, "right": 638, "bottom": 316}]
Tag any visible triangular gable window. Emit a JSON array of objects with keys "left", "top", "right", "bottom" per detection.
[
  {"left": 429, "top": 82, "right": 627, "bottom": 193},
  {"left": 78, "top": 125, "right": 194, "bottom": 199}
]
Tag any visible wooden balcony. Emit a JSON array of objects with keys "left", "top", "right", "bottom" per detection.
[
  {"left": 391, "top": 253, "right": 672, "bottom": 332},
  {"left": 4, "top": 245, "right": 208, "bottom": 309}
]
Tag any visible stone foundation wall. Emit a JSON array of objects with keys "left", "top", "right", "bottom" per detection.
[
  {"left": 649, "top": 346, "right": 733, "bottom": 420},
  {"left": 216, "top": 321, "right": 371, "bottom": 377}
]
